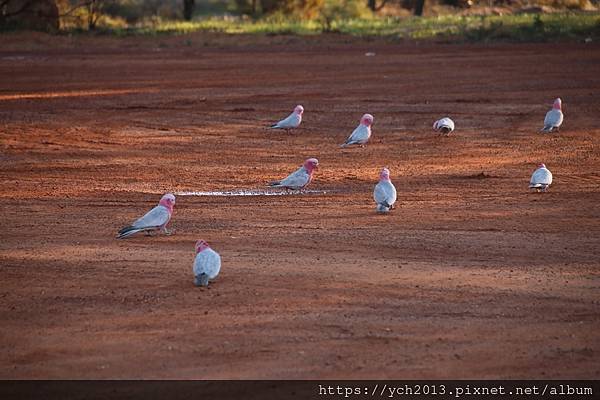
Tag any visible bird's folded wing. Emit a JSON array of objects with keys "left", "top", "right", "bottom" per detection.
[
  {"left": 544, "top": 110, "right": 561, "bottom": 127},
  {"left": 350, "top": 125, "right": 369, "bottom": 143},
  {"left": 374, "top": 183, "right": 390, "bottom": 204},
  {"left": 279, "top": 169, "right": 309, "bottom": 188},
  {"left": 441, "top": 118, "right": 454, "bottom": 130},
  {"left": 132, "top": 206, "right": 170, "bottom": 229},
  {"left": 531, "top": 170, "right": 552, "bottom": 185},
  {"left": 275, "top": 113, "right": 295, "bottom": 128}
]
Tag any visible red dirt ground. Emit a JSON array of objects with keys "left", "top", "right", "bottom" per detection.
[{"left": 0, "top": 33, "right": 599, "bottom": 379}]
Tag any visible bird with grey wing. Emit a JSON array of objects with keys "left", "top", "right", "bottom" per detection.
[
  {"left": 193, "top": 240, "right": 221, "bottom": 287},
  {"left": 268, "top": 158, "right": 319, "bottom": 191},
  {"left": 529, "top": 164, "right": 553, "bottom": 192},
  {"left": 374, "top": 167, "right": 397, "bottom": 213},
  {"left": 541, "top": 98, "right": 563, "bottom": 133},
  {"left": 116, "top": 193, "right": 175, "bottom": 239},
  {"left": 341, "top": 114, "right": 373, "bottom": 147},
  {"left": 433, "top": 117, "right": 455, "bottom": 136},
  {"left": 270, "top": 105, "right": 304, "bottom": 131}
]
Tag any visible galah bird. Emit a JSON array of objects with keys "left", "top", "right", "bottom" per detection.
[
  {"left": 541, "top": 98, "right": 563, "bottom": 133},
  {"left": 270, "top": 105, "right": 304, "bottom": 130},
  {"left": 193, "top": 239, "right": 221, "bottom": 287},
  {"left": 529, "top": 163, "right": 553, "bottom": 192},
  {"left": 116, "top": 193, "right": 175, "bottom": 239},
  {"left": 433, "top": 117, "right": 455, "bottom": 136},
  {"left": 374, "top": 167, "right": 397, "bottom": 213},
  {"left": 341, "top": 114, "right": 373, "bottom": 147},
  {"left": 268, "top": 158, "right": 319, "bottom": 190}
]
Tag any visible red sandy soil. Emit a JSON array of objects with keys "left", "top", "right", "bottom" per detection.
[{"left": 0, "top": 32, "right": 599, "bottom": 379}]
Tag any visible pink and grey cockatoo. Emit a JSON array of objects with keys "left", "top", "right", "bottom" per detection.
[
  {"left": 541, "top": 98, "right": 563, "bottom": 133},
  {"left": 529, "top": 163, "right": 553, "bottom": 192},
  {"left": 341, "top": 114, "right": 373, "bottom": 147},
  {"left": 433, "top": 117, "right": 455, "bottom": 136},
  {"left": 193, "top": 240, "right": 221, "bottom": 287},
  {"left": 116, "top": 193, "right": 175, "bottom": 239},
  {"left": 374, "top": 167, "right": 397, "bottom": 213},
  {"left": 268, "top": 158, "right": 319, "bottom": 190},
  {"left": 270, "top": 105, "right": 304, "bottom": 131}
]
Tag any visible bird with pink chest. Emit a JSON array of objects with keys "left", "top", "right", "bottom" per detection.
[
  {"left": 541, "top": 98, "right": 563, "bottom": 133},
  {"left": 341, "top": 114, "right": 374, "bottom": 147},
  {"left": 268, "top": 158, "right": 319, "bottom": 191},
  {"left": 193, "top": 240, "right": 221, "bottom": 287},
  {"left": 116, "top": 193, "right": 175, "bottom": 239},
  {"left": 374, "top": 167, "right": 397, "bottom": 213},
  {"left": 270, "top": 105, "right": 304, "bottom": 131}
]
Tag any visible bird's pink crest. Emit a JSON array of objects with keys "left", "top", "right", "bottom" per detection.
[
  {"left": 553, "top": 98, "right": 562, "bottom": 110},
  {"left": 379, "top": 167, "right": 391, "bottom": 181},
  {"left": 159, "top": 193, "right": 176, "bottom": 212},
  {"left": 303, "top": 158, "right": 319, "bottom": 172},
  {"left": 537, "top": 163, "right": 546, "bottom": 169},
  {"left": 361, "top": 113, "right": 374, "bottom": 126},
  {"left": 195, "top": 239, "right": 210, "bottom": 253},
  {"left": 294, "top": 105, "right": 304, "bottom": 115}
]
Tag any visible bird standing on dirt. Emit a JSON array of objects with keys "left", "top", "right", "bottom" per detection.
[
  {"left": 541, "top": 98, "right": 563, "bottom": 133},
  {"left": 374, "top": 167, "right": 397, "bottom": 213},
  {"left": 193, "top": 239, "right": 221, "bottom": 287},
  {"left": 433, "top": 117, "right": 455, "bottom": 136},
  {"left": 270, "top": 105, "right": 304, "bottom": 131},
  {"left": 341, "top": 114, "right": 373, "bottom": 147},
  {"left": 529, "top": 164, "right": 553, "bottom": 192},
  {"left": 116, "top": 193, "right": 175, "bottom": 239},
  {"left": 268, "top": 158, "right": 319, "bottom": 190}
]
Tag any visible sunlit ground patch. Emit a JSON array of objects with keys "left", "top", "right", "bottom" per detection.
[{"left": 177, "top": 189, "right": 328, "bottom": 196}]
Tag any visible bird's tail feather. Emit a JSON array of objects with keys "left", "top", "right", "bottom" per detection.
[
  {"left": 116, "top": 227, "right": 142, "bottom": 239},
  {"left": 267, "top": 181, "right": 281, "bottom": 187},
  {"left": 118, "top": 225, "right": 134, "bottom": 235},
  {"left": 376, "top": 204, "right": 390, "bottom": 213},
  {"left": 195, "top": 273, "right": 210, "bottom": 287}
]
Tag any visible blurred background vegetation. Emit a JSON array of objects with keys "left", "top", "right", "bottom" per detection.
[{"left": 1, "top": 0, "right": 599, "bottom": 41}]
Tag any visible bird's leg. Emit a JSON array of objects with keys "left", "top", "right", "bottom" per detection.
[{"left": 162, "top": 226, "right": 174, "bottom": 236}]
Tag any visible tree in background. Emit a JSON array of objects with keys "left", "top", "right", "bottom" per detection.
[
  {"left": 367, "top": 0, "right": 388, "bottom": 11},
  {"left": 56, "top": 0, "right": 116, "bottom": 29},
  {"left": 183, "top": 0, "right": 193, "bottom": 20},
  {"left": 367, "top": 0, "right": 425, "bottom": 15},
  {"left": 84, "top": 0, "right": 102, "bottom": 28},
  {"left": 413, "top": 0, "right": 425, "bottom": 15},
  {"left": 0, "top": 0, "right": 59, "bottom": 30}
]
